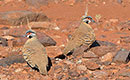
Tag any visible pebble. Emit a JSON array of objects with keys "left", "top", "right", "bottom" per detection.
[
  {"left": 69, "top": 71, "right": 80, "bottom": 77},
  {"left": 15, "top": 68, "right": 23, "bottom": 72},
  {"left": 78, "top": 77, "right": 89, "bottom": 80},
  {"left": 76, "top": 60, "right": 82, "bottom": 64},
  {"left": 77, "top": 65, "right": 87, "bottom": 71},
  {"left": 54, "top": 27, "right": 60, "bottom": 30}
]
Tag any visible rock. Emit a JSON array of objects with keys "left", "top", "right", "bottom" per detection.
[
  {"left": 117, "top": 0, "right": 122, "bottom": 4},
  {"left": 54, "top": 65, "right": 62, "bottom": 73},
  {"left": 76, "top": 59, "right": 82, "bottom": 64},
  {"left": 92, "top": 71, "right": 108, "bottom": 78},
  {"left": 113, "top": 48, "right": 130, "bottom": 63},
  {"left": 95, "top": 40, "right": 117, "bottom": 47},
  {"left": 0, "top": 37, "right": 8, "bottom": 46},
  {"left": 57, "top": 74, "right": 64, "bottom": 80},
  {"left": 0, "top": 74, "right": 8, "bottom": 80},
  {"left": 54, "top": 27, "right": 60, "bottom": 30},
  {"left": 120, "top": 36, "right": 130, "bottom": 43},
  {"left": 0, "top": 27, "right": 9, "bottom": 30},
  {"left": 78, "top": 77, "right": 89, "bottom": 80},
  {"left": 0, "top": 74, "right": 6, "bottom": 78},
  {"left": 0, "top": 54, "right": 25, "bottom": 67},
  {"left": 25, "top": 0, "right": 48, "bottom": 7},
  {"left": 29, "top": 21, "right": 58, "bottom": 30},
  {"left": 69, "top": 70, "right": 80, "bottom": 77},
  {"left": 8, "top": 26, "right": 28, "bottom": 37},
  {"left": 15, "top": 68, "right": 23, "bottom": 72},
  {"left": 2, "top": 36, "right": 15, "bottom": 40},
  {"left": 0, "top": 11, "right": 49, "bottom": 26},
  {"left": 77, "top": 65, "right": 87, "bottom": 71},
  {"left": 100, "top": 52, "right": 116, "bottom": 62},
  {"left": 85, "top": 61, "right": 100, "bottom": 71},
  {"left": 12, "top": 31, "right": 56, "bottom": 47},
  {"left": 117, "top": 21, "right": 130, "bottom": 31},
  {"left": 83, "top": 51, "right": 98, "bottom": 58},
  {"left": 100, "top": 35, "right": 106, "bottom": 38},
  {"left": 90, "top": 46, "right": 117, "bottom": 57},
  {"left": 37, "top": 31, "right": 56, "bottom": 46},
  {"left": 119, "top": 71, "right": 130, "bottom": 77},
  {"left": 64, "top": 60, "right": 74, "bottom": 65}
]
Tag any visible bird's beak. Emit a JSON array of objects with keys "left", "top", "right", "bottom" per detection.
[{"left": 91, "top": 19, "right": 95, "bottom": 23}]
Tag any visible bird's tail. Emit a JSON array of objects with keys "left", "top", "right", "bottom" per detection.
[{"left": 39, "top": 65, "right": 48, "bottom": 75}]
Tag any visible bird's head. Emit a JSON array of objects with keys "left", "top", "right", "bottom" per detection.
[
  {"left": 24, "top": 30, "right": 36, "bottom": 39},
  {"left": 82, "top": 16, "right": 95, "bottom": 24}
]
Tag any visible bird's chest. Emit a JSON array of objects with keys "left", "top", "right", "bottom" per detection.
[{"left": 22, "top": 39, "right": 42, "bottom": 57}]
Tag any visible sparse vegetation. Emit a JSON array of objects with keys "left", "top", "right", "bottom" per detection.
[{"left": 95, "top": 14, "right": 102, "bottom": 23}]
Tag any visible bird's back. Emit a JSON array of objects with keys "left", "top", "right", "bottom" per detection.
[{"left": 63, "top": 21, "right": 95, "bottom": 55}]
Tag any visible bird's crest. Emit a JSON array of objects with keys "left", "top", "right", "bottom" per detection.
[
  {"left": 85, "top": 4, "right": 88, "bottom": 17},
  {"left": 26, "top": 17, "right": 32, "bottom": 30},
  {"left": 82, "top": 4, "right": 88, "bottom": 19}
]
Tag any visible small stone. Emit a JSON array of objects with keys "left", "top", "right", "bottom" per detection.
[
  {"left": 64, "top": 60, "right": 74, "bottom": 65},
  {"left": 0, "top": 27, "right": 9, "bottom": 30},
  {"left": 0, "top": 11, "right": 49, "bottom": 26},
  {"left": 120, "top": 36, "right": 130, "bottom": 43},
  {"left": 54, "top": 27, "right": 60, "bottom": 30},
  {"left": 85, "top": 61, "right": 100, "bottom": 71},
  {"left": 29, "top": 22, "right": 58, "bottom": 30},
  {"left": 26, "top": 0, "right": 48, "bottom": 7},
  {"left": 57, "top": 74, "right": 64, "bottom": 80},
  {"left": 69, "top": 70, "right": 80, "bottom": 77},
  {"left": 117, "top": 21, "right": 130, "bottom": 31},
  {"left": 2, "top": 36, "right": 14, "bottom": 40},
  {"left": 100, "top": 52, "right": 116, "bottom": 62},
  {"left": 0, "top": 54, "right": 25, "bottom": 67},
  {"left": 0, "top": 74, "right": 6, "bottom": 78},
  {"left": 117, "top": 0, "right": 122, "bottom": 4},
  {"left": 119, "top": 72, "right": 130, "bottom": 77},
  {"left": 78, "top": 77, "right": 89, "bottom": 80},
  {"left": 103, "top": 2, "right": 106, "bottom": 4},
  {"left": 113, "top": 48, "right": 130, "bottom": 63},
  {"left": 0, "top": 37, "right": 8, "bottom": 46},
  {"left": 92, "top": 71, "right": 108, "bottom": 78},
  {"left": 96, "top": 40, "right": 117, "bottom": 46},
  {"left": 117, "top": 40, "right": 121, "bottom": 44},
  {"left": 22, "top": 70, "right": 27, "bottom": 74},
  {"left": 83, "top": 51, "right": 98, "bottom": 58},
  {"left": 15, "top": 68, "right": 23, "bottom": 72},
  {"left": 100, "top": 35, "right": 106, "bottom": 38},
  {"left": 54, "top": 65, "right": 62, "bottom": 73},
  {"left": 90, "top": 45, "right": 117, "bottom": 57},
  {"left": 76, "top": 60, "right": 82, "bottom": 64},
  {"left": 77, "top": 65, "right": 87, "bottom": 71}
]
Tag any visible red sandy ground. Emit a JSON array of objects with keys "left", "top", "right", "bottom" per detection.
[{"left": 0, "top": 0, "right": 129, "bottom": 80}]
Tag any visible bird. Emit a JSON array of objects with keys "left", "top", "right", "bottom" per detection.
[
  {"left": 63, "top": 6, "right": 96, "bottom": 57},
  {"left": 22, "top": 30, "right": 48, "bottom": 75}
]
